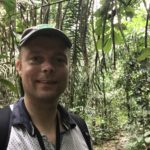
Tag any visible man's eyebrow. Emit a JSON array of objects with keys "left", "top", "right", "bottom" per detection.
[
  {"left": 55, "top": 52, "right": 67, "bottom": 57},
  {"left": 28, "top": 49, "right": 42, "bottom": 54}
]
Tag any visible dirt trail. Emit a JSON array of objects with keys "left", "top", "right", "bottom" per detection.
[{"left": 95, "top": 131, "right": 130, "bottom": 150}]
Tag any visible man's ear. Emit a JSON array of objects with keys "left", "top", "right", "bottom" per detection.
[{"left": 16, "top": 59, "right": 22, "bottom": 76}]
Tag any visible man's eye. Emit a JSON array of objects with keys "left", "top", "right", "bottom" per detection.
[
  {"left": 56, "top": 57, "right": 67, "bottom": 63},
  {"left": 30, "top": 56, "right": 42, "bottom": 63},
  {"left": 57, "top": 58, "right": 64, "bottom": 62}
]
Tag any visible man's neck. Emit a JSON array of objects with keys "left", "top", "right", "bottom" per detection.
[{"left": 24, "top": 96, "right": 58, "bottom": 135}]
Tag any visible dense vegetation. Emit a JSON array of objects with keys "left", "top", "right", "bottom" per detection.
[{"left": 0, "top": 0, "right": 150, "bottom": 149}]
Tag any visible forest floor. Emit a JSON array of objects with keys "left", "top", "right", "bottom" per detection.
[{"left": 94, "top": 131, "right": 131, "bottom": 150}]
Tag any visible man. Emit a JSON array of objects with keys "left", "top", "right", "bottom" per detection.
[{"left": 0, "top": 24, "right": 92, "bottom": 150}]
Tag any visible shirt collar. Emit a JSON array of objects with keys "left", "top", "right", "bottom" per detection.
[
  {"left": 11, "top": 98, "right": 76, "bottom": 136},
  {"left": 57, "top": 104, "right": 76, "bottom": 130}
]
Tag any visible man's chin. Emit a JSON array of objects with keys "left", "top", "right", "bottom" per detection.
[{"left": 35, "top": 93, "right": 60, "bottom": 102}]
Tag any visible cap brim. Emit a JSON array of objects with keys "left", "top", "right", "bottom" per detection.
[{"left": 20, "top": 28, "right": 72, "bottom": 48}]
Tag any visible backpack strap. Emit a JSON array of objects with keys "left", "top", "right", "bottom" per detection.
[
  {"left": 0, "top": 106, "right": 11, "bottom": 150},
  {"left": 70, "top": 113, "right": 93, "bottom": 150}
]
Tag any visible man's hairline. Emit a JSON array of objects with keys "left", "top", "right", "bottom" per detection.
[{"left": 18, "top": 45, "right": 70, "bottom": 59}]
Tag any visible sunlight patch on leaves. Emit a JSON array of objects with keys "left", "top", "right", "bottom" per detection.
[
  {"left": 0, "top": 78, "right": 17, "bottom": 93},
  {"left": 137, "top": 48, "right": 150, "bottom": 61}
]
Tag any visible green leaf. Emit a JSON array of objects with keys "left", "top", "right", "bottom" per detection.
[
  {"left": 16, "top": 19, "right": 24, "bottom": 33},
  {"left": 137, "top": 48, "right": 150, "bottom": 61},
  {"left": 3, "top": 0, "right": 16, "bottom": 15},
  {"left": 114, "top": 30, "right": 123, "bottom": 45},
  {"left": 145, "top": 137, "right": 150, "bottom": 144},
  {"left": 95, "top": 18, "right": 102, "bottom": 35},
  {"left": 144, "top": 131, "right": 150, "bottom": 137},
  {"left": 104, "top": 38, "right": 112, "bottom": 53},
  {"left": 94, "top": 8, "right": 100, "bottom": 17},
  {"left": 97, "top": 35, "right": 112, "bottom": 53},
  {"left": 95, "top": 18, "right": 110, "bottom": 36},
  {"left": 0, "top": 78, "right": 17, "bottom": 93},
  {"left": 137, "top": 136, "right": 143, "bottom": 143},
  {"left": 0, "top": 54, "right": 7, "bottom": 59},
  {"left": 126, "top": 6, "right": 135, "bottom": 18},
  {"left": 97, "top": 38, "right": 102, "bottom": 50}
]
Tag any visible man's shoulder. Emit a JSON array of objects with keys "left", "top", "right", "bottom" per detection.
[
  {"left": 69, "top": 112, "right": 93, "bottom": 150},
  {"left": 58, "top": 104, "right": 87, "bottom": 127},
  {"left": 58, "top": 104, "right": 92, "bottom": 150}
]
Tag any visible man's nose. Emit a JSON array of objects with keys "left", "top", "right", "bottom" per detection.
[{"left": 41, "top": 61, "right": 55, "bottom": 73}]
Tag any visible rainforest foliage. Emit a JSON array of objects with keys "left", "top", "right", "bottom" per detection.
[{"left": 0, "top": 0, "right": 150, "bottom": 149}]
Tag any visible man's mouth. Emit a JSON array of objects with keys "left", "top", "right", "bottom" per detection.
[{"left": 36, "top": 80, "right": 57, "bottom": 84}]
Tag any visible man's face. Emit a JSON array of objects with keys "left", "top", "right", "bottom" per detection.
[{"left": 16, "top": 36, "right": 69, "bottom": 103}]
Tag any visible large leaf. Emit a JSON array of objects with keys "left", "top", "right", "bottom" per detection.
[
  {"left": 0, "top": 54, "right": 7, "bottom": 60},
  {"left": 97, "top": 38, "right": 102, "bottom": 50},
  {"left": 3, "top": 0, "right": 16, "bottom": 15},
  {"left": 137, "top": 48, "right": 150, "bottom": 61},
  {"left": 125, "top": 6, "right": 135, "bottom": 18},
  {"left": 114, "top": 30, "right": 123, "bottom": 45},
  {"left": 145, "top": 137, "right": 150, "bottom": 144},
  {"left": 94, "top": 8, "right": 100, "bottom": 17},
  {"left": 95, "top": 18, "right": 102, "bottom": 35},
  {"left": 95, "top": 18, "right": 110, "bottom": 36},
  {"left": 0, "top": 78, "right": 17, "bottom": 93},
  {"left": 144, "top": 131, "right": 150, "bottom": 137},
  {"left": 97, "top": 37, "right": 112, "bottom": 53},
  {"left": 104, "top": 38, "right": 112, "bottom": 53}
]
